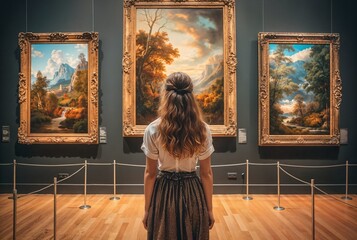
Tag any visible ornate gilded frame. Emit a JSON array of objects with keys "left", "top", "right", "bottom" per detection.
[
  {"left": 18, "top": 32, "right": 99, "bottom": 144},
  {"left": 258, "top": 32, "right": 341, "bottom": 146},
  {"left": 122, "top": 0, "right": 237, "bottom": 137}
]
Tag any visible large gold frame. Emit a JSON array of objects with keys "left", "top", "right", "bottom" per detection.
[
  {"left": 18, "top": 32, "right": 99, "bottom": 144},
  {"left": 258, "top": 32, "right": 342, "bottom": 146},
  {"left": 122, "top": 0, "right": 237, "bottom": 137}
]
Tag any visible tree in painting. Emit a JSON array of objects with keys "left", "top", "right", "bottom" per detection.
[
  {"left": 269, "top": 44, "right": 330, "bottom": 135},
  {"left": 136, "top": 8, "right": 224, "bottom": 125},
  {"left": 136, "top": 9, "right": 180, "bottom": 124},
  {"left": 30, "top": 44, "right": 89, "bottom": 133}
]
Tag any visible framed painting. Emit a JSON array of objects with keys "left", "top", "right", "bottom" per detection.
[
  {"left": 258, "top": 32, "right": 342, "bottom": 146},
  {"left": 122, "top": 0, "right": 237, "bottom": 137},
  {"left": 18, "top": 32, "right": 99, "bottom": 144}
]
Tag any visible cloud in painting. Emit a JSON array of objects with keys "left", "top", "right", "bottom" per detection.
[
  {"left": 289, "top": 48, "right": 312, "bottom": 62},
  {"left": 42, "top": 50, "right": 83, "bottom": 79},
  {"left": 167, "top": 9, "right": 223, "bottom": 60},
  {"left": 31, "top": 47, "right": 44, "bottom": 58}
]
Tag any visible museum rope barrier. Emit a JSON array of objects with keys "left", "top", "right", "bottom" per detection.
[
  {"left": 11, "top": 165, "right": 84, "bottom": 240},
  {"left": 280, "top": 161, "right": 354, "bottom": 200},
  {"left": 278, "top": 166, "right": 357, "bottom": 240},
  {"left": 2, "top": 160, "right": 357, "bottom": 240}
]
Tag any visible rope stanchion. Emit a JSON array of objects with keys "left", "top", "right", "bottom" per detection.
[
  {"left": 249, "top": 162, "right": 277, "bottom": 166},
  {"left": 274, "top": 162, "right": 284, "bottom": 211},
  {"left": 12, "top": 189, "right": 17, "bottom": 240},
  {"left": 110, "top": 160, "right": 120, "bottom": 201},
  {"left": 9, "top": 160, "right": 17, "bottom": 200},
  {"left": 79, "top": 160, "right": 91, "bottom": 209},
  {"left": 243, "top": 160, "right": 253, "bottom": 200},
  {"left": 341, "top": 160, "right": 352, "bottom": 200},
  {"left": 311, "top": 179, "right": 315, "bottom": 240},
  {"left": 54, "top": 177, "right": 57, "bottom": 240}
]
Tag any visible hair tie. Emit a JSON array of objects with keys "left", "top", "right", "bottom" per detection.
[{"left": 175, "top": 89, "right": 187, "bottom": 95}]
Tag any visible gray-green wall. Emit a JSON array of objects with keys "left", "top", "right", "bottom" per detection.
[{"left": 1, "top": 0, "right": 356, "bottom": 194}]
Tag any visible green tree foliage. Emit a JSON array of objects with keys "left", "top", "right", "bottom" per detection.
[
  {"left": 303, "top": 45, "right": 330, "bottom": 112},
  {"left": 45, "top": 93, "right": 58, "bottom": 117},
  {"left": 292, "top": 94, "right": 306, "bottom": 125},
  {"left": 269, "top": 45, "right": 299, "bottom": 134},
  {"left": 73, "top": 70, "right": 88, "bottom": 96},
  {"left": 31, "top": 71, "right": 49, "bottom": 110}
]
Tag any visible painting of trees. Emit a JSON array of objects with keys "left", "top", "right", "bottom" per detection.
[
  {"left": 136, "top": 9, "right": 180, "bottom": 124},
  {"left": 268, "top": 43, "right": 330, "bottom": 135},
  {"left": 258, "top": 32, "right": 340, "bottom": 146},
  {"left": 269, "top": 44, "right": 299, "bottom": 134},
  {"left": 30, "top": 45, "right": 89, "bottom": 133}
]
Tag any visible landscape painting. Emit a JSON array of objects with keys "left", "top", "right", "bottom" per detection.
[
  {"left": 123, "top": 0, "right": 237, "bottom": 137},
  {"left": 268, "top": 43, "right": 330, "bottom": 135},
  {"left": 30, "top": 43, "right": 89, "bottom": 133},
  {"left": 258, "top": 32, "right": 341, "bottom": 146},
  {"left": 18, "top": 32, "right": 99, "bottom": 144},
  {"left": 135, "top": 8, "right": 224, "bottom": 125}
]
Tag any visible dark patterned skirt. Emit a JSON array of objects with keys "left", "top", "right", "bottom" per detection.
[{"left": 147, "top": 171, "right": 209, "bottom": 240}]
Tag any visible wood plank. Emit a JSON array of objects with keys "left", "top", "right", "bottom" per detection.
[{"left": 0, "top": 194, "right": 356, "bottom": 239}]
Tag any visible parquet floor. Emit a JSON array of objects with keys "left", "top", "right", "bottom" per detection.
[{"left": 0, "top": 194, "right": 357, "bottom": 239}]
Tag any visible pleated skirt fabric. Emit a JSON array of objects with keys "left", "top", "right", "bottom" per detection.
[{"left": 147, "top": 171, "right": 209, "bottom": 240}]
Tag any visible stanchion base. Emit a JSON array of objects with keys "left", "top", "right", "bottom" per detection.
[
  {"left": 110, "top": 196, "right": 120, "bottom": 201},
  {"left": 79, "top": 205, "right": 91, "bottom": 209},
  {"left": 273, "top": 206, "right": 285, "bottom": 211},
  {"left": 341, "top": 196, "right": 352, "bottom": 200},
  {"left": 242, "top": 196, "right": 253, "bottom": 200}
]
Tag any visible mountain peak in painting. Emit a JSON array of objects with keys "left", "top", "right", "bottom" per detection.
[
  {"left": 51, "top": 63, "right": 75, "bottom": 86},
  {"left": 193, "top": 55, "right": 223, "bottom": 92}
]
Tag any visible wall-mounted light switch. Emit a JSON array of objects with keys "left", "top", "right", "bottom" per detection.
[{"left": 2, "top": 126, "right": 10, "bottom": 143}]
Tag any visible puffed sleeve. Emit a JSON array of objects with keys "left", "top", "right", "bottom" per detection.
[
  {"left": 198, "top": 125, "right": 215, "bottom": 160},
  {"left": 141, "top": 123, "right": 159, "bottom": 160}
]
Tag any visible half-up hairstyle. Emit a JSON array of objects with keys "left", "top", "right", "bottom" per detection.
[{"left": 158, "top": 72, "right": 207, "bottom": 159}]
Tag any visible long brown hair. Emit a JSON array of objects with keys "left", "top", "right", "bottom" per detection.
[{"left": 158, "top": 72, "right": 207, "bottom": 158}]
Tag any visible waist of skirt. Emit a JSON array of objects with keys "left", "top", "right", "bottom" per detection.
[{"left": 158, "top": 170, "right": 198, "bottom": 181}]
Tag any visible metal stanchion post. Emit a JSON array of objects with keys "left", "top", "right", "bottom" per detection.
[
  {"left": 274, "top": 161, "right": 285, "bottom": 211},
  {"left": 13, "top": 189, "right": 17, "bottom": 240},
  {"left": 341, "top": 160, "right": 352, "bottom": 200},
  {"left": 243, "top": 159, "right": 253, "bottom": 200},
  {"left": 80, "top": 160, "right": 91, "bottom": 209},
  {"left": 311, "top": 179, "right": 315, "bottom": 240},
  {"left": 54, "top": 177, "right": 57, "bottom": 240},
  {"left": 110, "top": 160, "right": 120, "bottom": 200},
  {"left": 9, "top": 160, "right": 17, "bottom": 200}
]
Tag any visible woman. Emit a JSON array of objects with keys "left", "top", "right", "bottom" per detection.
[{"left": 141, "top": 72, "right": 215, "bottom": 240}]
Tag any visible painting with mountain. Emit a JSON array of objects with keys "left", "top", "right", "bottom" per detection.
[
  {"left": 30, "top": 43, "right": 89, "bottom": 133},
  {"left": 135, "top": 8, "right": 224, "bottom": 125},
  {"left": 18, "top": 32, "right": 99, "bottom": 144},
  {"left": 258, "top": 32, "right": 341, "bottom": 146},
  {"left": 123, "top": 1, "right": 237, "bottom": 137}
]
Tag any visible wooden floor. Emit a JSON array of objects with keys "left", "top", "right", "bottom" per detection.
[{"left": 0, "top": 194, "right": 357, "bottom": 240}]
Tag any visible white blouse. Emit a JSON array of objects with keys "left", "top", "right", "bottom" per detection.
[{"left": 141, "top": 118, "right": 214, "bottom": 172}]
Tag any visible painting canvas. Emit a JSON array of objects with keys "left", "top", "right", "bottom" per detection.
[
  {"left": 18, "top": 32, "right": 99, "bottom": 144},
  {"left": 135, "top": 8, "right": 224, "bottom": 125},
  {"left": 30, "top": 43, "right": 89, "bottom": 133},
  {"left": 258, "top": 33, "right": 342, "bottom": 146},
  {"left": 123, "top": 0, "right": 237, "bottom": 137}
]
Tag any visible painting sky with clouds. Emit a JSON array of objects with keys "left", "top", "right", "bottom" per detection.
[{"left": 136, "top": 8, "right": 223, "bottom": 79}]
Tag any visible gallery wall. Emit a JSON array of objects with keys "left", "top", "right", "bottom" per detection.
[{"left": 0, "top": 0, "right": 356, "bottom": 194}]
